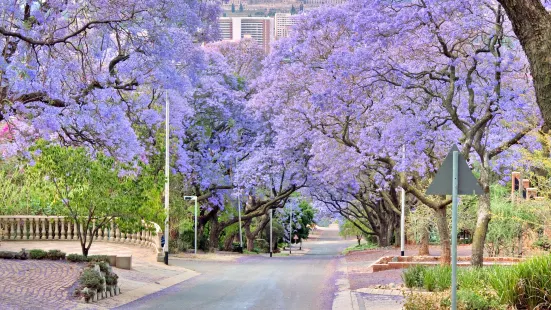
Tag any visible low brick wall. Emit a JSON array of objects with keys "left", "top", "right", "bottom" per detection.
[{"left": 371, "top": 255, "right": 524, "bottom": 272}]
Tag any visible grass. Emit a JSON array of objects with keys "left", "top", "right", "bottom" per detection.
[
  {"left": 402, "top": 255, "right": 551, "bottom": 309},
  {"left": 342, "top": 241, "right": 378, "bottom": 254}
]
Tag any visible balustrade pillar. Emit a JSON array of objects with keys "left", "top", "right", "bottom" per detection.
[
  {"left": 116, "top": 227, "right": 121, "bottom": 242},
  {"left": 53, "top": 218, "right": 58, "bottom": 239},
  {"left": 29, "top": 218, "right": 35, "bottom": 240},
  {"left": 41, "top": 218, "right": 46, "bottom": 239},
  {"left": 73, "top": 222, "right": 78, "bottom": 240},
  {"left": 47, "top": 219, "right": 53, "bottom": 239},
  {"left": 61, "top": 218, "right": 66, "bottom": 239},
  {"left": 22, "top": 218, "right": 27, "bottom": 240},
  {"left": 16, "top": 218, "right": 21, "bottom": 240}
]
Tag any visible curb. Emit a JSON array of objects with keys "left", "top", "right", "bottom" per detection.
[
  {"left": 332, "top": 257, "right": 360, "bottom": 310},
  {"left": 355, "top": 288, "right": 404, "bottom": 296}
]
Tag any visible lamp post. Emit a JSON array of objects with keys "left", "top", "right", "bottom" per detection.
[
  {"left": 184, "top": 196, "right": 198, "bottom": 254},
  {"left": 164, "top": 91, "right": 170, "bottom": 265},
  {"left": 289, "top": 205, "right": 292, "bottom": 255},
  {"left": 401, "top": 145, "right": 406, "bottom": 256},
  {"left": 270, "top": 209, "right": 273, "bottom": 257}
]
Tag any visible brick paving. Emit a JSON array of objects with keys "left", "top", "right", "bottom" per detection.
[
  {"left": 0, "top": 241, "right": 196, "bottom": 309},
  {"left": 0, "top": 259, "right": 85, "bottom": 310}
]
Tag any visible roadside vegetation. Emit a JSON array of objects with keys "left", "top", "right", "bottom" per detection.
[{"left": 402, "top": 256, "right": 551, "bottom": 309}]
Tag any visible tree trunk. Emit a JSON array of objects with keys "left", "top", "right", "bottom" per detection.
[
  {"left": 357, "top": 235, "right": 361, "bottom": 246},
  {"left": 243, "top": 220, "right": 254, "bottom": 251},
  {"left": 224, "top": 232, "right": 238, "bottom": 251},
  {"left": 418, "top": 227, "right": 430, "bottom": 256},
  {"left": 208, "top": 217, "right": 220, "bottom": 252},
  {"left": 247, "top": 236, "right": 254, "bottom": 251},
  {"left": 497, "top": 0, "right": 551, "bottom": 131},
  {"left": 471, "top": 193, "right": 491, "bottom": 267},
  {"left": 434, "top": 207, "right": 451, "bottom": 264}
]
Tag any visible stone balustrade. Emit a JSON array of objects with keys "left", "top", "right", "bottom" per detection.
[{"left": 0, "top": 216, "right": 162, "bottom": 256}]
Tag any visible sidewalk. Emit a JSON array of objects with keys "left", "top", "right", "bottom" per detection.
[{"left": 333, "top": 251, "right": 405, "bottom": 310}]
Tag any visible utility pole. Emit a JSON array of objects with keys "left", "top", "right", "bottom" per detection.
[
  {"left": 401, "top": 145, "right": 406, "bottom": 256},
  {"left": 164, "top": 91, "right": 170, "bottom": 265},
  {"left": 270, "top": 209, "right": 273, "bottom": 257},
  {"left": 289, "top": 206, "right": 292, "bottom": 255},
  {"left": 237, "top": 189, "right": 243, "bottom": 249}
]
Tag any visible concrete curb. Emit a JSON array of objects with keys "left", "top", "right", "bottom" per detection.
[
  {"left": 355, "top": 288, "right": 404, "bottom": 296},
  {"left": 332, "top": 257, "right": 360, "bottom": 310}
]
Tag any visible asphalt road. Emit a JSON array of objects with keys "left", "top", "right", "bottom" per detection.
[{"left": 117, "top": 226, "right": 355, "bottom": 310}]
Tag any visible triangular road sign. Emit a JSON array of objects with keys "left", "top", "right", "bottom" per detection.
[{"left": 425, "top": 145, "right": 484, "bottom": 196}]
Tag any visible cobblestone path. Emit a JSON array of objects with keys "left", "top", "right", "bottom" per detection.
[{"left": 0, "top": 260, "right": 83, "bottom": 310}]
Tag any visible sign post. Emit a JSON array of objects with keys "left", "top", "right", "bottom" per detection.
[{"left": 426, "top": 145, "right": 483, "bottom": 310}]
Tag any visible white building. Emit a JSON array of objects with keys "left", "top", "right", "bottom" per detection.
[
  {"left": 218, "top": 17, "right": 274, "bottom": 53},
  {"left": 274, "top": 13, "right": 300, "bottom": 40}
]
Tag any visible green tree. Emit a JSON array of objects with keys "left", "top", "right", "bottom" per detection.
[
  {"left": 239, "top": 3, "right": 244, "bottom": 12},
  {"left": 340, "top": 219, "right": 370, "bottom": 246},
  {"left": 30, "top": 141, "right": 163, "bottom": 256},
  {"left": 231, "top": 3, "right": 235, "bottom": 13},
  {"left": 290, "top": 5, "right": 296, "bottom": 15}
]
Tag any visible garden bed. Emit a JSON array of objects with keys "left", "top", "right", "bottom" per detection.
[
  {"left": 371, "top": 255, "right": 524, "bottom": 272},
  {"left": 401, "top": 255, "right": 551, "bottom": 309}
]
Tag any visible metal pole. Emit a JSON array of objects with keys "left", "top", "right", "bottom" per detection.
[
  {"left": 164, "top": 91, "right": 170, "bottom": 265},
  {"left": 194, "top": 197, "right": 198, "bottom": 254},
  {"left": 238, "top": 191, "right": 243, "bottom": 248},
  {"left": 401, "top": 145, "right": 406, "bottom": 256},
  {"left": 451, "top": 151, "right": 459, "bottom": 310},
  {"left": 270, "top": 209, "right": 273, "bottom": 257},
  {"left": 289, "top": 206, "right": 292, "bottom": 255}
]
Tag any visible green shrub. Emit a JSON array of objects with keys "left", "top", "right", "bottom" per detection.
[
  {"left": 67, "top": 254, "right": 89, "bottom": 262},
  {"left": 533, "top": 236, "right": 551, "bottom": 251},
  {"left": 456, "top": 290, "right": 497, "bottom": 310},
  {"left": 79, "top": 269, "right": 104, "bottom": 292},
  {"left": 402, "top": 265, "right": 426, "bottom": 288},
  {"left": 46, "top": 249, "right": 66, "bottom": 260},
  {"left": 105, "top": 272, "right": 119, "bottom": 286},
  {"left": 423, "top": 266, "right": 451, "bottom": 292},
  {"left": 88, "top": 255, "right": 109, "bottom": 263},
  {"left": 514, "top": 255, "right": 551, "bottom": 309},
  {"left": 457, "top": 267, "right": 488, "bottom": 292},
  {"left": 0, "top": 250, "right": 28, "bottom": 260},
  {"left": 88, "top": 261, "right": 109, "bottom": 273},
  {"left": 0, "top": 250, "right": 17, "bottom": 259},
  {"left": 29, "top": 249, "right": 48, "bottom": 260}
]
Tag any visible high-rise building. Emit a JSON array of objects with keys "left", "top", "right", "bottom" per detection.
[
  {"left": 218, "top": 17, "right": 274, "bottom": 53},
  {"left": 274, "top": 13, "right": 300, "bottom": 39},
  {"left": 302, "top": 0, "right": 347, "bottom": 4}
]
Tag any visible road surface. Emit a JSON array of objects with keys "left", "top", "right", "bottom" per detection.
[{"left": 117, "top": 226, "right": 355, "bottom": 310}]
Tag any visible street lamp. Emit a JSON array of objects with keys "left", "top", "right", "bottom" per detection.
[
  {"left": 184, "top": 196, "right": 198, "bottom": 254},
  {"left": 164, "top": 91, "right": 170, "bottom": 265},
  {"left": 401, "top": 144, "right": 406, "bottom": 257},
  {"left": 269, "top": 208, "right": 273, "bottom": 258}
]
